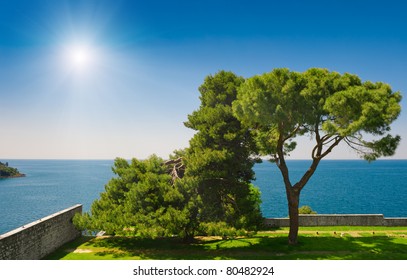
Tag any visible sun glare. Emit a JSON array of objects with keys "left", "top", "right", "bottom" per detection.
[
  {"left": 63, "top": 43, "right": 96, "bottom": 73},
  {"left": 70, "top": 46, "right": 90, "bottom": 66}
]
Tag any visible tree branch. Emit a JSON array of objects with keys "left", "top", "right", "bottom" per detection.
[
  {"left": 343, "top": 137, "right": 370, "bottom": 154},
  {"left": 283, "top": 124, "right": 301, "bottom": 141},
  {"left": 294, "top": 157, "right": 321, "bottom": 191},
  {"left": 320, "top": 136, "right": 343, "bottom": 159},
  {"left": 276, "top": 124, "right": 293, "bottom": 190},
  {"left": 164, "top": 157, "right": 185, "bottom": 184},
  {"left": 321, "top": 134, "right": 334, "bottom": 144},
  {"left": 344, "top": 136, "right": 366, "bottom": 147},
  {"left": 312, "top": 122, "right": 324, "bottom": 159}
]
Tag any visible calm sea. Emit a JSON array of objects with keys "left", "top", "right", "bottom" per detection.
[{"left": 1, "top": 159, "right": 406, "bottom": 235}]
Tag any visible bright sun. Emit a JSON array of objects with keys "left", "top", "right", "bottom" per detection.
[{"left": 63, "top": 43, "right": 95, "bottom": 72}]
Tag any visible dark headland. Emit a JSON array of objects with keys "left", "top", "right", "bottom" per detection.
[{"left": 0, "top": 161, "right": 25, "bottom": 178}]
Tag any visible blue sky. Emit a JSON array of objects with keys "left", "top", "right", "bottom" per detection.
[{"left": 1, "top": 0, "right": 406, "bottom": 159}]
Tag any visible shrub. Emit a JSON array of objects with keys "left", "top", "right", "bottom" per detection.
[{"left": 298, "top": 205, "right": 317, "bottom": 214}]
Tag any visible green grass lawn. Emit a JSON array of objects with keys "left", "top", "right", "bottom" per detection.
[{"left": 45, "top": 227, "right": 407, "bottom": 260}]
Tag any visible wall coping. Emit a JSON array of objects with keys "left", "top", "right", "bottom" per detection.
[
  {"left": 267, "top": 214, "right": 386, "bottom": 219},
  {"left": 264, "top": 214, "right": 407, "bottom": 219}
]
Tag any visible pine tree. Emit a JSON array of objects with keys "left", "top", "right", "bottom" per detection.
[{"left": 184, "top": 71, "right": 263, "bottom": 230}]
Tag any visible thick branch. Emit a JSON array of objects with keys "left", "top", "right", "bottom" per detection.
[
  {"left": 312, "top": 124, "right": 322, "bottom": 159},
  {"left": 320, "top": 136, "right": 343, "bottom": 158},
  {"left": 321, "top": 134, "right": 334, "bottom": 143},
  {"left": 276, "top": 125, "right": 292, "bottom": 190},
  {"left": 294, "top": 157, "right": 321, "bottom": 191},
  {"left": 164, "top": 157, "right": 185, "bottom": 184},
  {"left": 312, "top": 134, "right": 342, "bottom": 159}
]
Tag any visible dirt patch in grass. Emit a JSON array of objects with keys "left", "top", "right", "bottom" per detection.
[
  {"left": 73, "top": 249, "right": 93, "bottom": 253},
  {"left": 64, "top": 248, "right": 93, "bottom": 254}
]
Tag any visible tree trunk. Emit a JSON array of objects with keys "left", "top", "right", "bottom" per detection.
[
  {"left": 286, "top": 188, "right": 300, "bottom": 245},
  {"left": 183, "top": 233, "right": 196, "bottom": 244}
]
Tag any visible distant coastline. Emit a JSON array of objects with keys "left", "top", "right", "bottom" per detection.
[
  {"left": 0, "top": 161, "right": 25, "bottom": 178},
  {"left": 0, "top": 173, "right": 26, "bottom": 179}
]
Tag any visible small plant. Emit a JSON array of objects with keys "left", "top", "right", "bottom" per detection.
[{"left": 298, "top": 205, "right": 317, "bottom": 214}]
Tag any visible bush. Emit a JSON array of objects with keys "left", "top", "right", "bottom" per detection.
[{"left": 298, "top": 205, "right": 317, "bottom": 214}]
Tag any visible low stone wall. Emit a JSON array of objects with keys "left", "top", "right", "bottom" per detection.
[
  {"left": 0, "top": 204, "right": 82, "bottom": 260},
  {"left": 383, "top": 218, "right": 407, "bottom": 226},
  {"left": 264, "top": 214, "right": 407, "bottom": 228}
]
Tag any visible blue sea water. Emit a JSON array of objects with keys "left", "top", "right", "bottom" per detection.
[
  {"left": 0, "top": 160, "right": 114, "bottom": 235},
  {"left": 1, "top": 159, "right": 406, "bottom": 235},
  {"left": 253, "top": 160, "right": 407, "bottom": 219}
]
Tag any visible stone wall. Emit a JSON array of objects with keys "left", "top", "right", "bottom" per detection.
[
  {"left": 383, "top": 218, "right": 407, "bottom": 226},
  {"left": 264, "top": 214, "right": 407, "bottom": 228},
  {"left": 0, "top": 204, "right": 82, "bottom": 260}
]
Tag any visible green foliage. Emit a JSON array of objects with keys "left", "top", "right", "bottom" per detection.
[
  {"left": 74, "top": 155, "right": 201, "bottom": 240},
  {"left": 74, "top": 153, "right": 259, "bottom": 240},
  {"left": 233, "top": 68, "right": 402, "bottom": 161},
  {"left": 0, "top": 161, "right": 23, "bottom": 177},
  {"left": 185, "top": 71, "right": 263, "bottom": 230},
  {"left": 298, "top": 205, "right": 317, "bottom": 214}
]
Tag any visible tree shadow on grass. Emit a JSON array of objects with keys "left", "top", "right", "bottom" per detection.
[
  {"left": 46, "top": 234, "right": 407, "bottom": 260},
  {"left": 44, "top": 236, "right": 94, "bottom": 259}
]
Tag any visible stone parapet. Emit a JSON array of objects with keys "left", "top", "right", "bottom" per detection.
[
  {"left": 264, "top": 214, "right": 407, "bottom": 228},
  {"left": 0, "top": 204, "right": 82, "bottom": 260}
]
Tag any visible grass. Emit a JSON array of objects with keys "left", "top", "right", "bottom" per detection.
[{"left": 45, "top": 226, "right": 407, "bottom": 260}]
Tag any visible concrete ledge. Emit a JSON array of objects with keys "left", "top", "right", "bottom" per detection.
[
  {"left": 264, "top": 214, "right": 407, "bottom": 228},
  {"left": 0, "top": 204, "right": 82, "bottom": 260}
]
